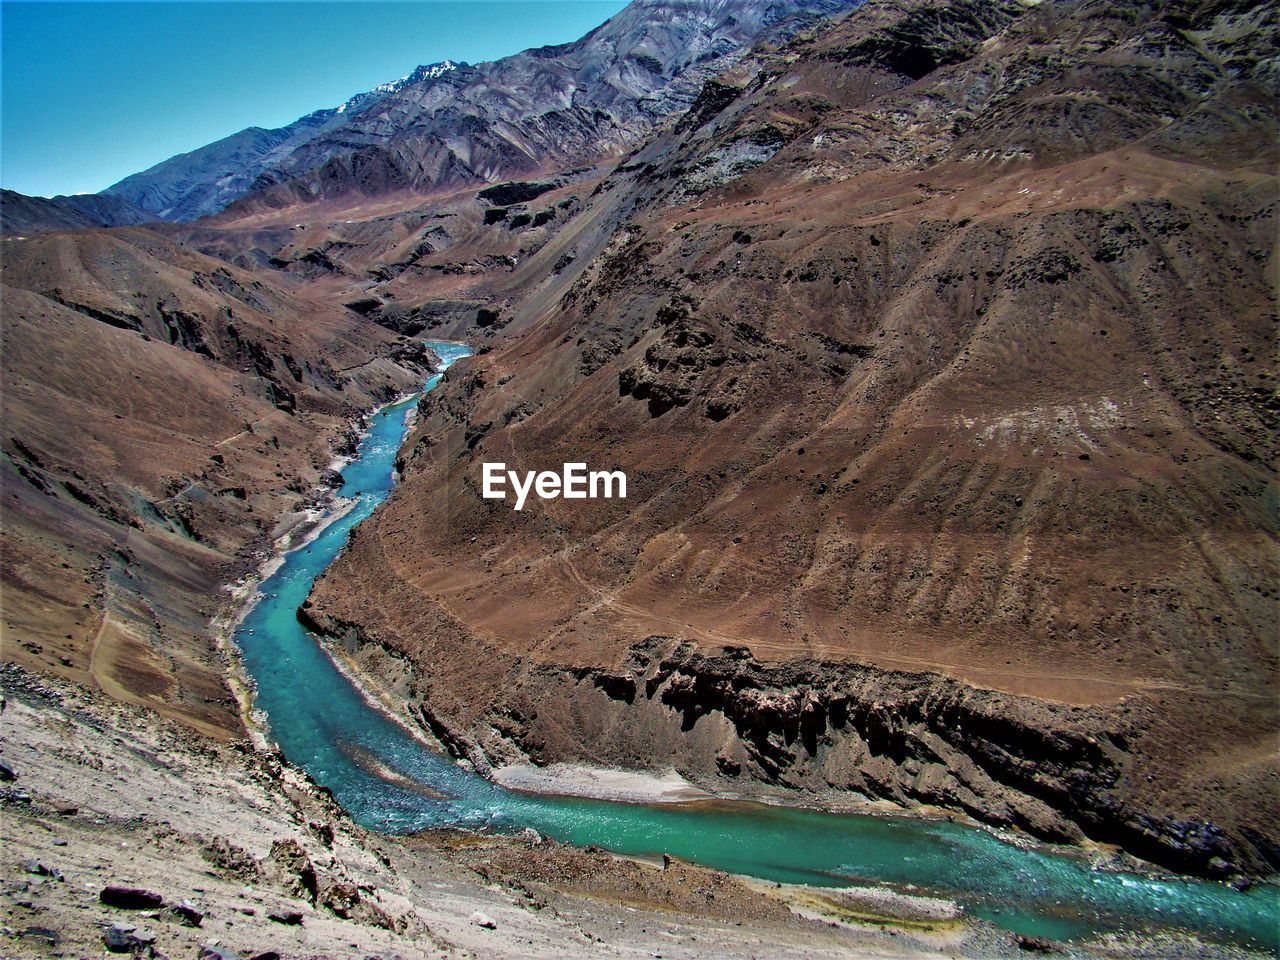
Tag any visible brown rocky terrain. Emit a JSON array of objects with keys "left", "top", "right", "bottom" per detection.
[
  {"left": 2, "top": 0, "right": 1277, "bottom": 953},
  {"left": 1, "top": 227, "right": 434, "bottom": 736},
  {"left": 0, "top": 663, "right": 1029, "bottom": 959},
  {"left": 299, "top": 0, "right": 1280, "bottom": 879},
  {"left": 176, "top": 169, "right": 614, "bottom": 344}
]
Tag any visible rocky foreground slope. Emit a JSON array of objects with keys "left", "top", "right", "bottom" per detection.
[
  {"left": 2, "top": 663, "right": 1044, "bottom": 959},
  {"left": 302, "top": 0, "right": 1279, "bottom": 879}
]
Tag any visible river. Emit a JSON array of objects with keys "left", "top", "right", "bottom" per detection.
[{"left": 232, "top": 341, "right": 1278, "bottom": 950}]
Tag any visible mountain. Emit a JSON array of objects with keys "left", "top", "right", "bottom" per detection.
[
  {"left": 1, "top": 227, "right": 433, "bottom": 735},
  {"left": 6, "top": 0, "right": 1277, "bottom": 908},
  {"left": 300, "top": 0, "right": 1279, "bottom": 880},
  {"left": 230, "top": 0, "right": 857, "bottom": 214},
  {"left": 100, "top": 61, "right": 463, "bottom": 222},
  {"left": 0, "top": 188, "right": 156, "bottom": 235},
  {"left": 52, "top": 192, "right": 160, "bottom": 227},
  {"left": 103, "top": 0, "right": 856, "bottom": 222}
]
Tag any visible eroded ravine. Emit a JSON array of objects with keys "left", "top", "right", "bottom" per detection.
[{"left": 232, "top": 341, "right": 1278, "bottom": 950}]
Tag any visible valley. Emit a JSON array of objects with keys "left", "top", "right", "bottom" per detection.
[{"left": 1, "top": 0, "right": 1276, "bottom": 956}]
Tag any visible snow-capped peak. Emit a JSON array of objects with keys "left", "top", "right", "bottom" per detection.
[{"left": 335, "top": 60, "right": 461, "bottom": 114}]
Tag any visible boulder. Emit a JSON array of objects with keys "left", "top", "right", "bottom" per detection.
[
  {"left": 171, "top": 899, "right": 203, "bottom": 927},
  {"left": 101, "top": 885, "right": 165, "bottom": 909},
  {"left": 1014, "top": 934, "right": 1057, "bottom": 953},
  {"left": 103, "top": 922, "right": 155, "bottom": 953},
  {"left": 103, "top": 922, "right": 136, "bottom": 952},
  {"left": 25, "top": 859, "right": 62, "bottom": 880},
  {"left": 320, "top": 881, "right": 362, "bottom": 919},
  {"left": 267, "top": 838, "right": 318, "bottom": 901}
]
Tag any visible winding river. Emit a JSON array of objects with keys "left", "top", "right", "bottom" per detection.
[{"left": 233, "top": 341, "right": 1278, "bottom": 950}]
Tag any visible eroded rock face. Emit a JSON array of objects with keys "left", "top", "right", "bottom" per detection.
[
  {"left": 504, "top": 638, "right": 1251, "bottom": 876},
  {"left": 307, "top": 610, "right": 1266, "bottom": 876},
  {"left": 306, "top": 0, "right": 1278, "bottom": 878}
]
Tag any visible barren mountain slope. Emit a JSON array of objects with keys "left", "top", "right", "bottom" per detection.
[
  {"left": 177, "top": 166, "right": 625, "bottom": 348},
  {"left": 1, "top": 228, "right": 432, "bottom": 736},
  {"left": 305, "top": 0, "right": 1280, "bottom": 876}
]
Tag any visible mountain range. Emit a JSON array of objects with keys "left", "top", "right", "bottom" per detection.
[
  {"left": 100, "top": 0, "right": 855, "bottom": 222},
  {"left": 99, "top": 61, "right": 465, "bottom": 222},
  {"left": 0, "top": 0, "right": 1277, "bottom": 953}
]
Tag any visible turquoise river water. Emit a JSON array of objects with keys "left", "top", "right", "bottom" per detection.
[{"left": 233, "top": 341, "right": 1278, "bottom": 951}]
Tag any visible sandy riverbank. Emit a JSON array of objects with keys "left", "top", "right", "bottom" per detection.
[{"left": 493, "top": 762, "right": 710, "bottom": 803}]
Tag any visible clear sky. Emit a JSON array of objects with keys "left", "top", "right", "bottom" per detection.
[{"left": 1, "top": 0, "right": 629, "bottom": 197}]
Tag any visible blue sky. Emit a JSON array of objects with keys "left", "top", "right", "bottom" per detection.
[{"left": 1, "top": 1, "right": 628, "bottom": 197}]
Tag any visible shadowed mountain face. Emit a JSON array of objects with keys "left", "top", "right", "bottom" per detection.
[
  {"left": 0, "top": 189, "right": 157, "bottom": 235},
  {"left": 300, "top": 0, "right": 1280, "bottom": 877},
  {"left": 0, "top": 228, "right": 433, "bottom": 735},
  {"left": 101, "top": 0, "right": 856, "bottom": 222}
]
